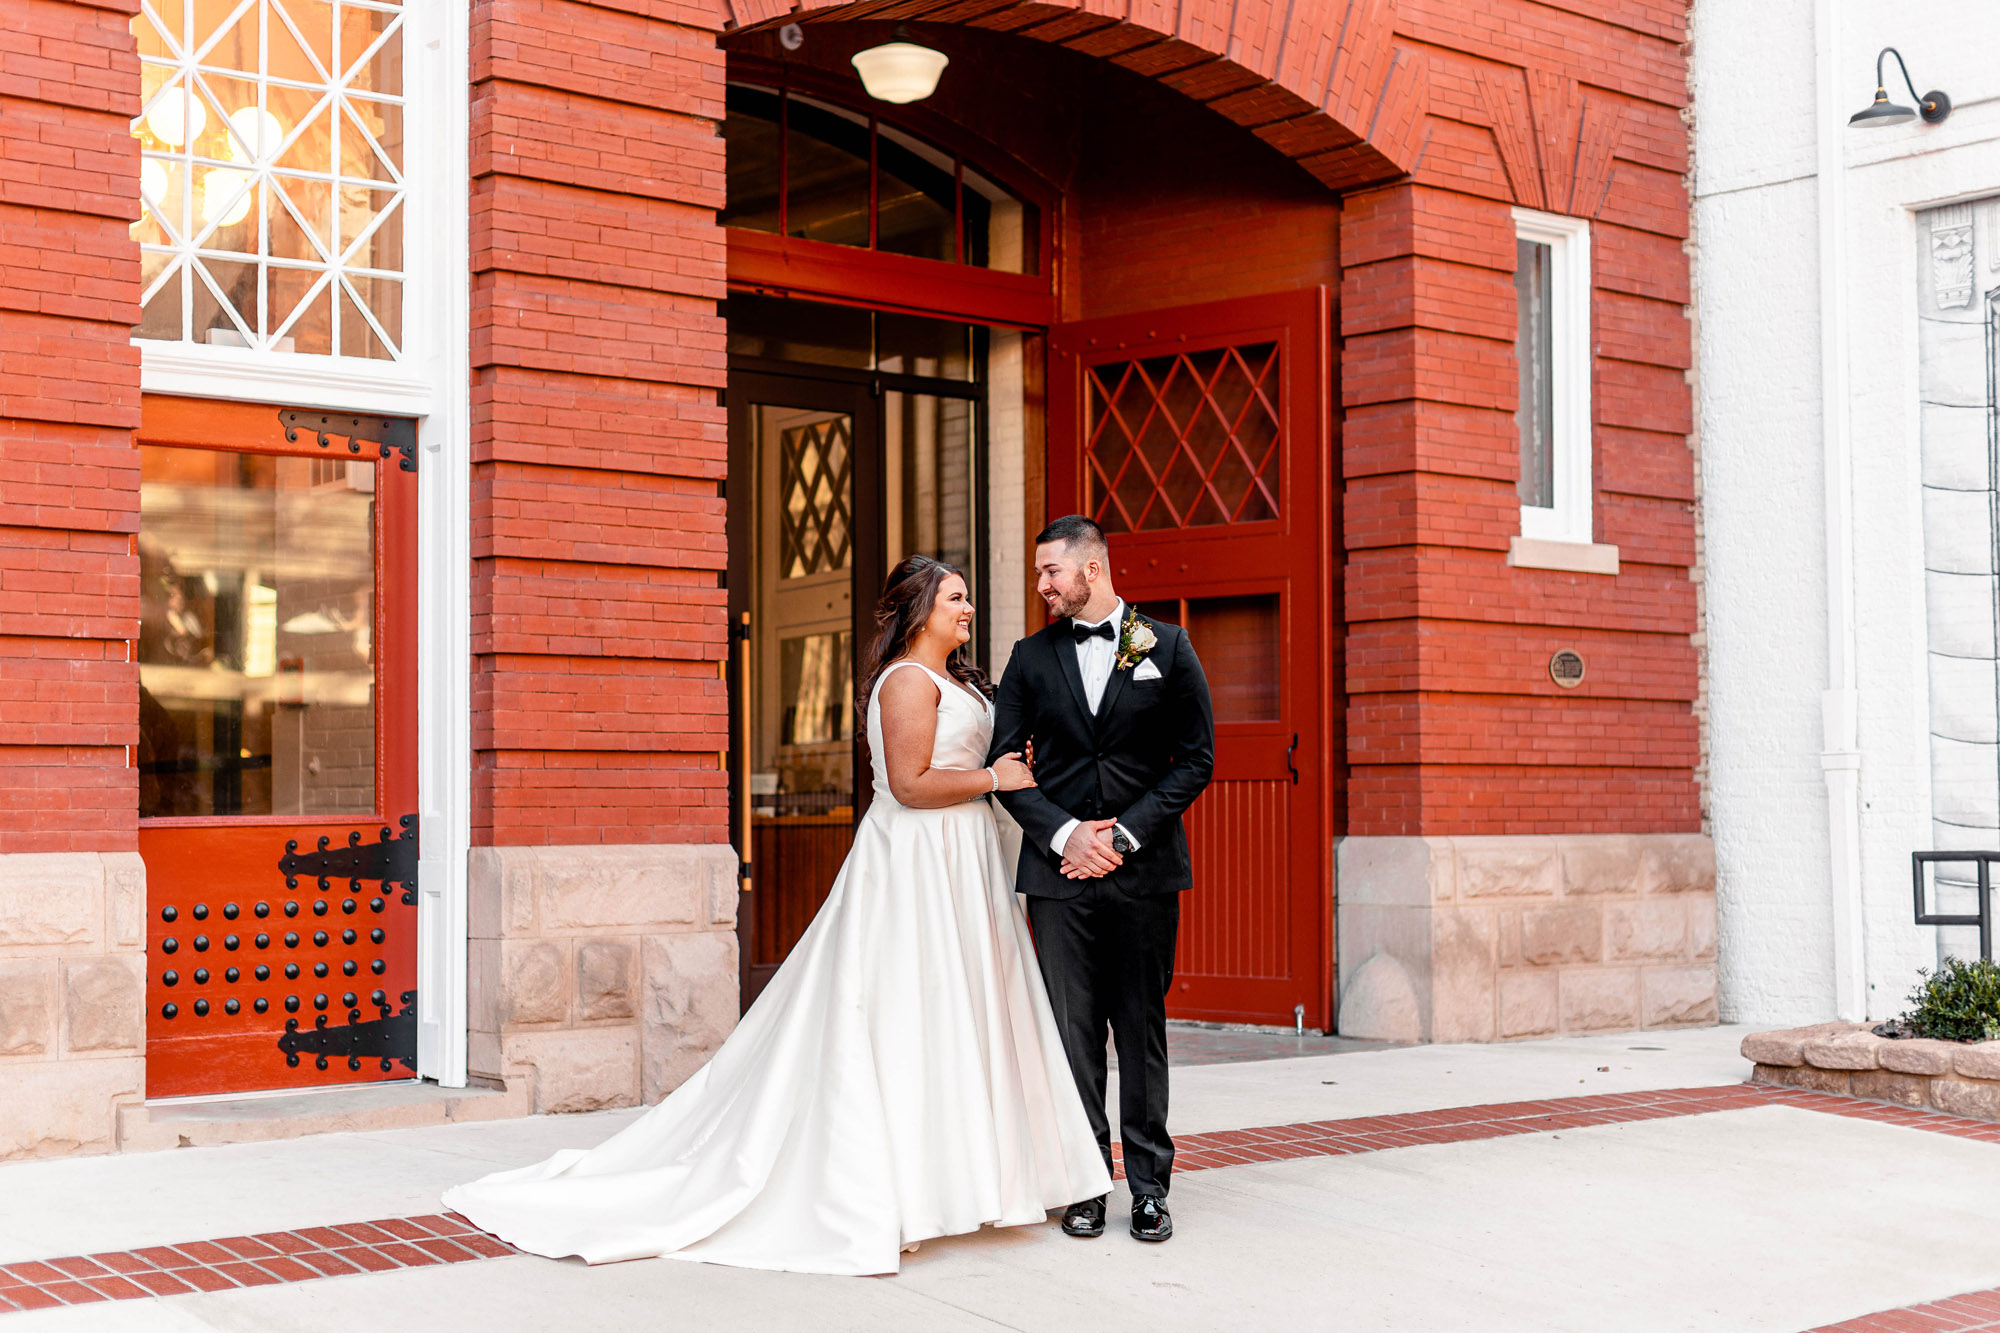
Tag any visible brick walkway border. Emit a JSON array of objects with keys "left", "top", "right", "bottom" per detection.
[{"left": 2, "top": 1082, "right": 1997, "bottom": 1319}]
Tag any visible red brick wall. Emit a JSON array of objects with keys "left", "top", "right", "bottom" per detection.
[
  {"left": 469, "top": 0, "right": 731, "bottom": 847},
  {"left": 1062, "top": 69, "right": 1341, "bottom": 322},
  {"left": 1340, "top": 0, "right": 1698, "bottom": 836},
  {"left": 0, "top": 0, "right": 143, "bottom": 853}
]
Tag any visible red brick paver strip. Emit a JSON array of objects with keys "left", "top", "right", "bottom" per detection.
[
  {"left": 1, "top": 1082, "right": 1996, "bottom": 1318},
  {"left": 1809, "top": 1285, "right": 2000, "bottom": 1331}
]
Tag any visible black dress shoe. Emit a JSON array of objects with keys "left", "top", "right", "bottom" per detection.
[
  {"left": 1061, "top": 1196, "right": 1107, "bottom": 1238},
  {"left": 1130, "top": 1193, "right": 1172, "bottom": 1242}
]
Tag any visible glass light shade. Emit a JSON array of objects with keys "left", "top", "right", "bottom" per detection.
[
  {"left": 1849, "top": 88, "right": 1916, "bottom": 129},
  {"left": 227, "top": 106, "right": 286, "bottom": 162},
  {"left": 140, "top": 158, "right": 170, "bottom": 211},
  {"left": 850, "top": 41, "right": 948, "bottom": 104},
  {"left": 144, "top": 88, "right": 208, "bottom": 147},
  {"left": 200, "top": 167, "right": 254, "bottom": 226}
]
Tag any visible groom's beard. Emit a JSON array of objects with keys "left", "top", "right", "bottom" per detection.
[{"left": 1043, "top": 575, "right": 1090, "bottom": 620}]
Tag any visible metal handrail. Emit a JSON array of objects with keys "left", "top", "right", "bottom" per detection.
[{"left": 1911, "top": 851, "right": 2000, "bottom": 961}]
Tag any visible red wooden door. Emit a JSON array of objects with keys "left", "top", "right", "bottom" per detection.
[
  {"left": 137, "top": 397, "right": 419, "bottom": 1097},
  {"left": 1049, "top": 289, "right": 1332, "bottom": 1028}
]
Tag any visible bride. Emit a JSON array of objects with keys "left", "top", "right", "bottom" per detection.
[{"left": 443, "top": 555, "right": 1112, "bottom": 1275}]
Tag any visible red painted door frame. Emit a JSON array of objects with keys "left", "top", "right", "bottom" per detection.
[
  {"left": 1048, "top": 288, "right": 1333, "bottom": 1029},
  {"left": 137, "top": 395, "right": 420, "bottom": 1098}
]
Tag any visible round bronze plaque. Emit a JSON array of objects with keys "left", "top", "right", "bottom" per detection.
[{"left": 1549, "top": 649, "right": 1585, "bottom": 689}]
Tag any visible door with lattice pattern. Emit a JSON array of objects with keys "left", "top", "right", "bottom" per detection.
[
  {"left": 1049, "top": 289, "right": 1332, "bottom": 1028},
  {"left": 137, "top": 397, "right": 419, "bottom": 1097}
]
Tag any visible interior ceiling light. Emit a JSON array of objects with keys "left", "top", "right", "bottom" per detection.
[
  {"left": 1850, "top": 46, "right": 1951, "bottom": 129},
  {"left": 143, "top": 86, "right": 207, "bottom": 147},
  {"left": 851, "top": 26, "right": 948, "bottom": 104}
]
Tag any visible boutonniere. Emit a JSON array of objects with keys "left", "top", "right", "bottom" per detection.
[{"left": 1114, "top": 612, "right": 1157, "bottom": 671}]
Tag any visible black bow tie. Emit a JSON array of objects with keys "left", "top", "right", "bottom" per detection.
[{"left": 1072, "top": 620, "right": 1116, "bottom": 643}]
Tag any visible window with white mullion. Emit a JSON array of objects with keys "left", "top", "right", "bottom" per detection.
[
  {"left": 131, "top": 0, "right": 408, "bottom": 362},
  {"left": 1511, "top": 207, "right": 1594, "bottom": 545}
]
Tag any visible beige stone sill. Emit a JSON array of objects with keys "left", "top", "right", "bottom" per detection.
[
  {"left": 117, "top": 1078, "right": 528, "bottom": 1153},
  {"left": 1507, "top": 535, "right": 1620, "bottom": 575}
]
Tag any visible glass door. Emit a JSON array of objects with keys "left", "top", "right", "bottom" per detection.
[
  {"left": 137, "top": 397, "right": 418, "bottom": 1097},
  {"left": 726, "top": 298, "right": 990, "bottom": 1010},
  {"left": 730, "top": 375, "right": 878, "bottom": 1006}
]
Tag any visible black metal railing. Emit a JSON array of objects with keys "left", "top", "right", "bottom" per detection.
[{"left": 1911, "top": 851, "right": 2000, "bottom": 961}]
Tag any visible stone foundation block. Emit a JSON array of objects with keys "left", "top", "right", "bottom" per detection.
[
  {"left": 0, "top": 960, "right": 54, "bottom": 1056},
  {"left": 642, "top": 931, "right": 739, "bottom": 1103},
  {"left": 1520, "top": 906, "right": 1601, "bottom": 965},
  {"left": 1338, "top": 953, "right": 1422, "bottom": 1043},
  {"left": 470, "top": 843, "right": 739, "bottom": 1116},
  {"left": 0, "top": 1058, "right": 142, "bottom": 1161},
  {"left": 1455, "top": 837, "right": 1560, "bottom": 899},
  {"left": 1498, "top": 969, "right": 1558, "bottom": 1038},
  {"left": 577, "top": 939, "right": 637, "bottom": 1022},
  {"left": 1641, "top": 966, "right": 1718, "bottom": 1028},
  {"left": 1430, "top": 909, "right": 1496, "bottom": 1043},
  {"left": 1560, "top": 969, "right": 1641, "bottom": 1032},
  {"left": 1607, "top": 900, "right": 1687, "bottom": 962},
  {"left": 0, "top": 854, "right": 101, "bottom": 949},
  {"left": 502, "top": 940, "right": 569, "bottom": 1026},
  {"left": 1336, "top": 834, "right": 1717, "bottom": 1044},
  {"left": 61, "top": 957, "right": 143, "bottom": 1054},
  {"left": 503, "top": 1028, "right": 640, "bottom": 1115}
]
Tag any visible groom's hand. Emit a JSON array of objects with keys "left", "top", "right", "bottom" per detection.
[{"left": 1060, "top": 818, "right": 1122, "bottom": 879}]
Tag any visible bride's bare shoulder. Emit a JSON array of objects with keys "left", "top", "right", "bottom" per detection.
[{"left": 877, "top": 661, "right": 942, "bottom": 715}]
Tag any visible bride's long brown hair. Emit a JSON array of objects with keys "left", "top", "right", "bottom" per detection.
[{"left": 857, "top": 555, "right": 993, "bottom": 735}]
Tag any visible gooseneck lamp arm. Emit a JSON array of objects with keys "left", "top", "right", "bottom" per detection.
[{"left": 1878, "top": 47, "right": 1925, "bottom": 111}]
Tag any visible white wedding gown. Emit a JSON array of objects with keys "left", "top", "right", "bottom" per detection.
[{"left": 442, "top": 659, "right": 1111, "bottom": 1276}]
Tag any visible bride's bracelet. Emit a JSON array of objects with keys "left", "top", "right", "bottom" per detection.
[{"left": 985, "top": 767, "right": 999, "bottom": 795}]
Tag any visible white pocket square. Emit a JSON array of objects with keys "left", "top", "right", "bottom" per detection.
[{"left": 1132, "top": 658, "right": 1162, "bottom": 681}]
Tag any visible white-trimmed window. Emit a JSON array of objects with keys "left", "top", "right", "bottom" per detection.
[
  {"left": 131, "top": 0, "right": 408, "bottom": 364},
  {"left": 1512, "top": 208, "right": 1593, "bottom": 545}
]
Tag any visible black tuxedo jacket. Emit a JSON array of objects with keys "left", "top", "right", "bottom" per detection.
[{"left": 987, "top": 611, "right": 1215, "bottom": 900}]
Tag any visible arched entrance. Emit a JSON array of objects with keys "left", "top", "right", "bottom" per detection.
[{"left": 720, "top": 18, "right": 1367, "bottom": 1028}]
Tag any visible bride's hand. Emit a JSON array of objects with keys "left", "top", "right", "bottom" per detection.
[{"left": 990, "top": 752, "right": 1036, "bottom": 792}]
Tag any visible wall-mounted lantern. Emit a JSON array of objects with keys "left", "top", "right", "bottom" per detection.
[{"left": 1849, "top": 47, "right": 1951, "bottom": 129}]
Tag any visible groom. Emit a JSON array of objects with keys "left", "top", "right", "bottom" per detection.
[{"left": 988, "top": 515, "right": 1215, "bottom": 1243}]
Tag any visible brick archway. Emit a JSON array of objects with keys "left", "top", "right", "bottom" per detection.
[{"left": 720, "top": 0, "right": 1426, "bottom": 196}]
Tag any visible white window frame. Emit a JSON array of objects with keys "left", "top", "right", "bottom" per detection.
[{"left": 1512, "top": 207, "right": 1594, "bottom": 547}]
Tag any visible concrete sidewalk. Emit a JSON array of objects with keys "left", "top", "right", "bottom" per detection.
[{"left": 5, "top": 1024, "right": 1997, "bottom": 1331}]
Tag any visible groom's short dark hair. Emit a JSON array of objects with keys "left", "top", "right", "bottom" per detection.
[{"left": 1035, "top": 514, "right": 1107, "bottom": 562}]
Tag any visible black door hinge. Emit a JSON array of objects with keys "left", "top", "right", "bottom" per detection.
[{"left": 280, "top": 409, "right": 418, "bottom": 472}]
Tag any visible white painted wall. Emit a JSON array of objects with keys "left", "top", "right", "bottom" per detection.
[{"left": 1694, "top": 0, "right": 2000, "bottom": 1022}]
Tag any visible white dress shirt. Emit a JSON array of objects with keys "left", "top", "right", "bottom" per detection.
[{"left": 1050, "top": 599, "right": 1141, "bottom": 859}]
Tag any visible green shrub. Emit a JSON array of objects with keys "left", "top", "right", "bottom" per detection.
[{"left": 1903, "top": 956, "right": 2000, "bottom": 1042}]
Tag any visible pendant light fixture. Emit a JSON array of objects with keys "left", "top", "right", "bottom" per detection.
[
  {"left": 1849, "top": 47, "right": 1951, "bottom": 129},
  {"left": 851, "top": 26, "right": 948, "bottom": 104}
]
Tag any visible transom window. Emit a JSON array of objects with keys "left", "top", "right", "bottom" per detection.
[
  {"left": 723, "top": 84, "right": 1038, "bottom": 276},
  {"left": 131, "top": 0, "right": 407, "bottom": 360},
  {"left": 1084, "top": 342, "right": 1282, "bottom": 532}
]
